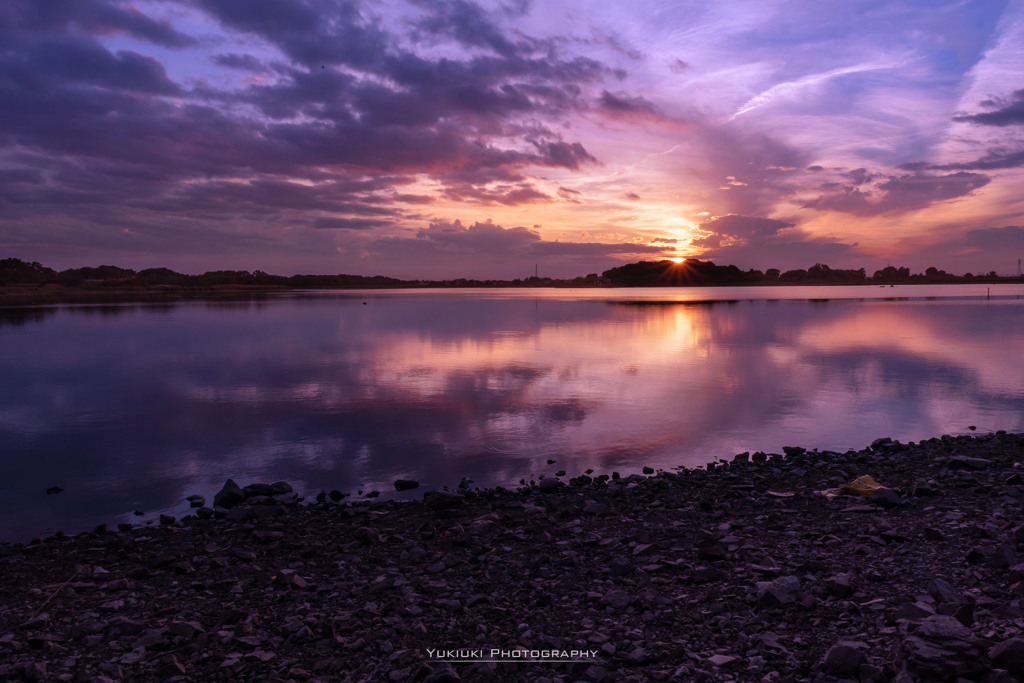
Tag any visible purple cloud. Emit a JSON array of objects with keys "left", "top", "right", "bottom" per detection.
[
  {"left": 804, "top": 172, "right": 990, "bottom": 216},
  {"left": 964, "top": 225, "right": 1024, "bottom": 250},
  {"left": 3, "top": 0, "right": 196, "bottom": 48},
  {"left": 691, "top": 214, "right": 858, "bottom": 271},
  {"left": 598, "top": 90, "right": 659, "bottom": 117},
  {"left": 954, "top": 90, "right": 1024, "bottom": 126}
]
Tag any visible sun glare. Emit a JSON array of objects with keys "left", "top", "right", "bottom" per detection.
[{"left": 669, "top": 257, "right": 684, "bottom": 263}]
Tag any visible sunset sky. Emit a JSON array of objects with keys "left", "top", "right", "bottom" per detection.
[{"left": 2, "top": 0, "right": 1024, "bottom": 279}]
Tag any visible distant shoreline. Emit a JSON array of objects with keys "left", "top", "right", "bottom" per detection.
[{"left": 4, "top": 280, "right": 1024, "bottom": 308}]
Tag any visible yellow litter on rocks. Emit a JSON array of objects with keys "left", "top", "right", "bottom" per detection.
[{"left": 820, "top": 474, "right": 890, "bottom": 499}]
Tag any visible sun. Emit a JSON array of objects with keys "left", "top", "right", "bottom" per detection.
[{"left": 669, "top": 257, "right": 685, "bottom": 263}]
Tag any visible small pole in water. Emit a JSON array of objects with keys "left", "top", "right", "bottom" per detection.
[{"left": 987, "top": 287, "right": 990, "bottom": 300}]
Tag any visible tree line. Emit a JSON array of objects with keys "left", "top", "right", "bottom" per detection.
[
  {"left": 600, "top": 260, "right": 1018, "bottom": 286},
  {"left": 2, "top": 256, "right": 1020, "bottom": 289},
  {"left": 0, "top": 258, "right": 407, "bottom": 289}
]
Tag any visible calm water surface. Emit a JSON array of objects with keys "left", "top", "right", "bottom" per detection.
[{"left": 2, "top": 284, "right": 1024, "bottom": 541}]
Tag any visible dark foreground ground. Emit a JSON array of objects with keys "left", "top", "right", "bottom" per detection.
[{"left": 3, "top": 432, "right": 1024, "bottom": 682}]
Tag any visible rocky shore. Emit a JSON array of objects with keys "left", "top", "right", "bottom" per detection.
[{"left": 3, "top": 432, "right": 1024, "bottom": 682}]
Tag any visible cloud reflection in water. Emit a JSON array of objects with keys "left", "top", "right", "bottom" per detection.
[{"left": 1, "top": 291, "right": 1023, "bottom": 540}]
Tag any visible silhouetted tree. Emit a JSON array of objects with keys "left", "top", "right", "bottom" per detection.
[{"left": 0, "top": 258, "right": 56, "bottom": 284}]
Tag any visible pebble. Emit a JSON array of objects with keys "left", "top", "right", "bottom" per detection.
[{"left": 3, "top": 432, "right": 1024, "bottom": 682}]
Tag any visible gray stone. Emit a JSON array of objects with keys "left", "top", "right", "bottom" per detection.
[
  {"left": 990, "top": 638, "right": 1024, "bottom": 673},
  {"left": 243, "top": 483, "right": 276, "bottom": 497},
  {"left": 423, "top": 491, "right": 465, "bottom": 510},
  {"left": 819, "top": 642, "right": 866, "bottom": 676},
  {"left": 928, "top": 578, "right": 965, "bottom": 604},
  {"left": 603, "top": 590, "right": 632, "bottom": 610},
  {"left": 394, "top": 479, "right": 419, "bottom": 491},
  {"left": 868, "top": 487, "right": 902, "bottom": 508},
  {"left": 538, "top": 478, "right": 561, "bottom": 493},
  {"left": 214, "top": 479, "right": 246, "bottom": 509},
  {"left": 707, "top": 654, "right": 737, "bottom": 667},
  {"left": 168, "top": 621, "right": 203, "bottom": 639},
  {"left": 23, "top": 662, "right": 47, "bottom": 681},
  {"left": 894, "top": 601, "right": 936, "bottom": 621},
  {"left": 949, "top": 455, "right": 990, "bottom": 469},
  {"left": 756, "top": 575, "right": 800, "bottom": 608},
  {"left": 902, "top": 615, "right": 989, "bottom": 680},
  {"left": 827, "top": 572, "right": 854, "bottom": 598}
]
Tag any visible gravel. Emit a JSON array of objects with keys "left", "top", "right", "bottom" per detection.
[{"left": 3, "top": 431, "right": 1024, "bottom": 682}]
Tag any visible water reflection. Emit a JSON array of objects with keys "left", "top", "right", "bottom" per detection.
[{"left": 1, "top": 291, "right": 1023, "bottom": 541}]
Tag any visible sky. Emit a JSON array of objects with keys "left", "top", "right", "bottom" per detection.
[{"left": 2, "top": 0, "right": 1024, "bottom": 279}]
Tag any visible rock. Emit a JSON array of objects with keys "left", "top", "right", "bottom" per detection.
[
  {"left": 270, "top": 481, "right": 292, "bottom": 495},
  {"left": 894, "top": 601, "right": 936, "bottom": 621},
  {"left": 868, "top": 487, "right": 902, "bottom": 508},
  {"left": 22, "top": 662, "right": 47, "bottom": 681},
  {"left": 168, "top": 621, "right": 203, "bottom": 639},
  {"left": 826, "top": 572, "right": 854, "bottom": 598},
  {"left": 45, "top": 486, "right": 63, "bottom": 495},
  {"left": 537, "top": 478, "right": 561, "bottom": 493},
  {"left": 707, "top": 654, "right": 737, "bottom": 667},
  {"left": 243, "top": 483, "right": 276, "bottom": 497},
  {"left": 626, "top": 646, "right": 649, "bottom": 663},
  {"left": 756, "top": 575, "right": 800, "bottom": 608},
  {"left": 642, "top": 466, "right": 654, "bottom": 475},
  {"left": 186, "top": 495, "right": 205, "bottom": 507},
  {"left": 692, "top": 566, "right": 723, "bottom": 583},
  {"left": 819, "top": 642, "right": 866, "bottom": 676},
  {"left": 782, "top": 446, "right": 806, "bottom": 457},
  {"left": 603, "top": 590, "right": 632, "bottom": 610},
  {"left": 901, "top": 615, "right": 989, "bottom": 680},
  {"left": 949, "top": 455, "right": 990, "bottom": 469},
  {"left": 273, "top": 569, "right": 309, "bottom": 589},
  {"left": 159, "top": 514, "right": 175, "bottom": 525},
  {"left": 928, "top": 578, "right": 966, "bottom": 605},
  {"left": 990, "top": 544, "right": 1017, "bottom": 568},
  {"left": 421, "top": 663, "right": 461, "bottom": 682},
  {"left": 213, "top": 479, "right": 246, "bottom": 509},
  {"left": 912, "top": 480, "right": 939, "bottom": 497},
  {"left": 394, "top": 479, "right": 419, "bottom": 491},
  {"left": 698, "top": 542, "right": 727, "bottom": 561},
  {"left": 990, "top": 638, "right": 1024, "bottom": 673},
  {"left": 423, "top": 491, "right": 464, "bottom": 510},
  {"left": 159, "top": 655, "right": 187, "bottom": 677}
]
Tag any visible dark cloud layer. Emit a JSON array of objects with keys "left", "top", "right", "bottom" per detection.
[
  {"left": 692, "top": 215, "right": 858, "bottom": 270},
  {"left": 954, "top": 89, "right": 1024, "bottom": 127},
  {"left": 803, "top": 172, "right": 990, "bottom": 216},
  {"left": 0, "top": 0, "right": 622, "bottom": 261},
  {"left": 356, "top": 219, "right": 670, "bottom": 278},
  {"left": 964, "top": 225, "right": 1024, "bottom": 250}
]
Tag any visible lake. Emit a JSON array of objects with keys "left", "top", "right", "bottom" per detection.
[{"left": 2, "top": 284, "right": 1024, "bottom": 541}]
